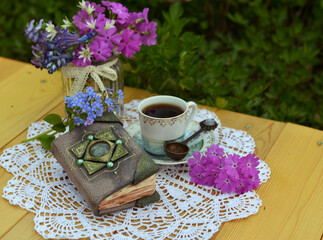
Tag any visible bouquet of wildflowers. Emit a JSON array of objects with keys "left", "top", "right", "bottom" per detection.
[
  {"left": 188, "top": 144, "right": 260, "bottom": 194},
  {"left": 23, "top": 87, "right": 123, "bottom": 149},
  {"left": 24, "top": 0, "right": 157, "bottom": 74}
]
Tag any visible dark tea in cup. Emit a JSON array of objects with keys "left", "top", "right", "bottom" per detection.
[{"left": 142, "top": 103, "right": 184, "bottom": 118}]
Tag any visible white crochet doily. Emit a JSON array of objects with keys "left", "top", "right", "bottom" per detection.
[{"left": 0, "top": 100, "right": 270, "bottom": 240}]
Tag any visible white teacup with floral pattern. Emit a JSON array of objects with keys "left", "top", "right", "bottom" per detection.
[{"left": 138, "top": 95, "right": 197, "bottom": 155}]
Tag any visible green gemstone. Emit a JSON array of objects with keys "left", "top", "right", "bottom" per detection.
[
  {"left": 89, "top": 142, "right": 110, "bottom": 157},
  {"left": 87, "top": 135, "right": 94, "bottom": 140},
  {"left": 107, "top": 162, "right": 114, "bottom": 168},
  {"left": 76, "top": 159, "right": 84, "bottom": 166},
  {"left": 115, "top": 139, "right": 123, "bottom": 145}
]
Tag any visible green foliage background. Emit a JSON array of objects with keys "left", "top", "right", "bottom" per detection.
[{"left": 0, "top": 0, "right": 322, "bottom": 129}]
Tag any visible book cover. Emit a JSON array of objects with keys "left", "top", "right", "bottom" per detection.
[{"left": 51, "top": 112, "right": 160, "bottom": 215}]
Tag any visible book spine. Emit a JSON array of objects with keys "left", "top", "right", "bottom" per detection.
[{"left": 51, "top": 140, "right": 99, "bottom": 215}]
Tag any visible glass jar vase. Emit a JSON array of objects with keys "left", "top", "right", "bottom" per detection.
[{"left": 61, "top": 57, "right": 124, "bottom": 118}]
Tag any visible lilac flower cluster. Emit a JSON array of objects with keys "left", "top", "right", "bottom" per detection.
[
  {"left": 24, "top": 1, "right": 157, "bottom": 73},
  {"left": 188, "top": 144, "right": 260, "bottom": 194},
  {"left": 64, "top": 87, "right": 123, "bottom": 126}
]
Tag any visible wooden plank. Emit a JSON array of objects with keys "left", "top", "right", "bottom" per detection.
[
  {"left": 0, "top": 169, "right": 28, "bottom": 238},
  {"left": 1, "top": 213, "right": 45, "bottom": 240},
  {"left": 212, "top": 123, "right": 323, "bottom": 239},
  {"left": 214, "top": 109, "right": 286, "bottom": 160},
  {"left": 0, "top": 57, "right": 27, "bottom": 80},
  {"left": 0, "top": 63, "right": 62, "bottom": 148}
]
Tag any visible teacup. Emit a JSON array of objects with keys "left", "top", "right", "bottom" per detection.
[{"left": 138, "top": 95, "right": 197, "bottom": 155}]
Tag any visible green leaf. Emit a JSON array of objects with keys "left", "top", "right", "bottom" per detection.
[
  {"left": 69, "top": 122, "right": 76, "bottom": 132},
  {"left": 227, "top": 12, "right": 249, "bottom": 25},
  {"left": 65, "top": 105, "right": 73, "bottom": 116},
  {"left": 216, "top": 97, "right": 228, "bottom": 109},
  {"left": 44, "top": 114, "right": 63, "bottom": 125},
  {"left": 38, "top": 135, "right": 55, "bottom": 150},
  {"left": 52, "top": 122, "right": 66, "bottom": 133}
]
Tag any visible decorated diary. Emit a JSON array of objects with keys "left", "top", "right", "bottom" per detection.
[{"left": 50, "top": 112, "right": 160, "bottom": 215}]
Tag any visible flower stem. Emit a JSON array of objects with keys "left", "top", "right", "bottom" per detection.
[{"left": 21, "top": 129, "right": 55, "bottom": 143}]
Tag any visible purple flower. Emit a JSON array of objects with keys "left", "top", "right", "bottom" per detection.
[
  {"left": 214, "top": 171, "right": 239, "bottom": 194},
  {"left": 89, "top": 39, "right": 112, "bottom": 61},
  {"left": 24, "top": 19, "right": 44, "bottom": 43},
  {"left": 118, "top": 89, "right": 124, "bottom": 99},
  {"left": 202, "top": 167, "right": 220, "bottom": 187},
  {"left": 72, "top": 45, "right": 94, "bottom": 67},
  {"left": 73, "top": 9, "right": 91, "bottom": 34},
  {"left": 96, "top": 27, "right": 122, "bottom": 49},
  {"left": 239, "top": 154, "right": 260, "bottom": 177},
  {"left": 205, "top": 144, "right": 225, "bottom": 159},
  {"left": 87, "top": 1, "right": 105, "bottom": 16},
  {"left": 189, "top": 165, "right": 205, "bottom": 185},
  {"left": 235, "top": 176, "right": 250, "bottom": 194},
  {"left": 224, "top": 154, "right": 240, "bottom": 179},
  {"left": 102, "top": 1, "right": 129, "bottom": 19},
  {"left": 118, "top": 29, "right": 140, "bottom": 58},
  {"left": 140, "top": 21, "right": 158, "bottom": 46},
  {"left": 187, "top": 151, "right": 203, "bottom": 167},
  {"left": 212, "top": 155, "right": 226, "bottom": 173},
  {"left": 245, "top": 174, "right": 260, "bottom": 190}
]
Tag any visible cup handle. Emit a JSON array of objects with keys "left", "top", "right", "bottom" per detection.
[{"left": 185, "top": 101, "right": 198, "bottom": 129}]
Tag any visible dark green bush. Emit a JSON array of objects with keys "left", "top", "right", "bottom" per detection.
[{"left": 0, "top": 0, "right": 322, "bottom": 129}]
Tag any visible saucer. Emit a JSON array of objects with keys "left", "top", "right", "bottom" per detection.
[{"left": 126, "top": 121, "right": 215, "bottom": 165}]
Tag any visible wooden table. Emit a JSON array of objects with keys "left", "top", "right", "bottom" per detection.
[{"left": 0, "top": 57, "right": 322, "bottom": 240}]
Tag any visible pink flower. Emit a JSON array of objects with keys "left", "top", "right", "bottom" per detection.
[
  {"left": 72, "top": 46, "right": 93, "bottom": 67},
  {"left": 214, "top": 171, "right": 239, "bottom": 194},
  {"left": 212, "top": 155, "right": 226, "bottom": 173},
  {"left": 89, "top": 39, "right": 112, "bottom": 61},
  {"left": 224, "top": 154, "right": 240, "bottom": 179},
  {"left": 94, "top": 13, "right": 108, "bottom": 29},
  {"left": 189, "top": 165, "right": 205, "bottom": 185},
  {"left": 239, "top": 154, "right": 259, "bottom": 176},
  {"left": 118, "top": 29, "right": 140, "bottom": 58},
  {"left": 187, "top": 151, "right": 203, "bottom": 167},
  {"left": 73, "top": 9, "right": 91, "bottom": 34},
  {"left": 140, "top": 21, "right": 157, "bottom": 46},
  {"left": 102, "top": 1, "right": 129, "bottom": 19},
  {"left": 246, "top": 174, "right": 260, "bottom": 190},
  {"left": 235, "top": 175, "right": 251, "bottom": 194},
  {"left": 202, "top": 167, "right": 220, "bottom": 187},
  {"left": 205, "top": 144, "right": 225, "bottom": 159},
  {"left": 187, "top": 144, "right": 261, "bottom": 195},
  {"left": 86, "top": 1, "right": 105, "bottom": 16},
  {"left": 96, "top": 27, "right": 122, "bottom": 49}
]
